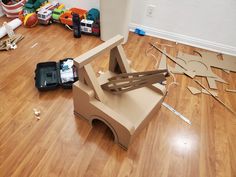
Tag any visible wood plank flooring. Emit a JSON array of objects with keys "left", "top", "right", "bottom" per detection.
[{"left": 0, "top": 17, "right": 236, "bottom": 177}]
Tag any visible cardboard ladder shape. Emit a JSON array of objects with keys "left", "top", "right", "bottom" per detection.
[{"left": 73, "top": 35, "right": 166, "bottom": 149}]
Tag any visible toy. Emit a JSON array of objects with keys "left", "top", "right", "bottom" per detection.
[
  {"left": 81, "top": 19, "right": 100, "bottom": 36},
  {"left": 37, "top": 1, "right": 59, "bottom": 12},
  {"left": 73, "top": 35, "right": 166, "bottom": 149},
  {"left": 51, "top": 8, "right": 65, "bottom": 23},
  {"left": 23, "top": 13, "right": 38, "bottom": 27},
  {"left": 135, "top": 28, "right": 146, "bottom": 36},
  {"left": 70, "top": 8, "right": 87, "bottom": 19},
  {"left": 23, "top": 0, "right": 48, "bottom": 14},
  {"left": 37, "top": 9, "right": 52, "bottom": 25},
  {"left": 37, "top": 1, "right": 59, "bottom": 25},
  {"left": 60, "top": 8, "right": 87, "bottom": 26},
  {"left": 91, "top": 22, "right": 100, "bottom": 36},
  {"left": 80, "top": 8, "right": 100, "bottom": 36},
  {"left": 80, "top": 19, "right": 93, "bottom": 34},
  {"left": 86, "top": 8, "right": 99, "bottom": 22}
]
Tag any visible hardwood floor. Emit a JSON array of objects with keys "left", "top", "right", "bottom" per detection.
[{"left": 0, "top": 17, "right": 236, "bottom": 177}]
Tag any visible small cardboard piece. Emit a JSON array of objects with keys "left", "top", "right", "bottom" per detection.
[
  {"left": 187, "top": 86, "right": 218, "bottom": 97},
  {"left": 225, "top": 89, "right": 236, "bottom": 93},
  {"left": 206, "top": 77, "right": 217, "bottom": 90},
  {"left": 187, "top": 86, "right": 201, "bottom": 95}
]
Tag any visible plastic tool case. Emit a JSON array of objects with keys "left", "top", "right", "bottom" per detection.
[{"left": 35, "top": 58, "right": 78, "bottom": 91}]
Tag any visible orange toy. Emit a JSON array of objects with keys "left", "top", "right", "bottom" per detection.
[{"left": 60, "top": 8, "right": 87, "bottom": 26}]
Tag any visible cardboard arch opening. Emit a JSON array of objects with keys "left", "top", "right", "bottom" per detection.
[{"left": 90, "top": 117, "right": 118, "bottom": 143}]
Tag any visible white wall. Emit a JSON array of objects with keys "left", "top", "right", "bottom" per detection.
[
  {"left": 56, "top": 0, "right": 236, "bottom": 55},
  {"left": 53, "top": 0, "right": 99, "bottom": 10},
  {"left": 130, "top": 0, "right": 236, "bottom": 55}
]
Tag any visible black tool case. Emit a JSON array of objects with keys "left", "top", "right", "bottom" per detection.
[{"left": 35, "top": 58, "right": 78, "bottom": 91}]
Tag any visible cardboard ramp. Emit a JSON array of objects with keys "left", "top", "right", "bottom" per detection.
[{"left": 73, "top": 35, "right": 166, "bottom": 149}]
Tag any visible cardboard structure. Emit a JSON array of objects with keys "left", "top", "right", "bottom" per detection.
[
  {"left": 73, "top": 35, "right": 166, "bottom": 149},
  {"left": 101, "top": 69, "right": 168, "bottom": 94}
]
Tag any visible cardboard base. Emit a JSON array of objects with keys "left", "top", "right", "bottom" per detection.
[{"left": 73, "top": 71, "right": 165, "bottom": 149}]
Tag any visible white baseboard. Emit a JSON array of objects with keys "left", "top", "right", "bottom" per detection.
[{"left": 129, "top": 23, "right": 236, "bottom": 56}]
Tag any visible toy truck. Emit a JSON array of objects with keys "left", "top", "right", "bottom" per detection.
[
  {"left": 37, "top": 1, "right": 59, "bottom": 25},
  {"left": 80, "top": 8, "right": 100, "bottom": 36},
  {"left": 51, "top": 4, "right": 65, "bottom": 23},
  {"left": 37, "top": 9, "right": 52, "bottom": 25},
  {"left": 52, "top": 8, "right": 65, "bottom": 23},
  {"left": 80, "top": 19, "right": 100, "bottom": 36},
  {"left": 60, "top": 8, "right": 87, "bottom": 26},
  {"left": 80, "top": 19, "right": 93, "bottom": 34},
  {"left": 23, "top": 0, "right": 48, "bottom": 14}
]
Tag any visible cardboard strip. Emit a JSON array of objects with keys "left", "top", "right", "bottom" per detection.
[
  {"left": 202, "top": 89, "right": 218, "bottom": 97},
  {"left": 158, "top": 48, "right": 167, "bottom": 70},
  {"left": 225, "top": 89, "right": 236, "bottom": 93}
]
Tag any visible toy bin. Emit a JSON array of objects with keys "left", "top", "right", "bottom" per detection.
[{"left": 1, "top": 0, "right": 26, "bottom": 18}]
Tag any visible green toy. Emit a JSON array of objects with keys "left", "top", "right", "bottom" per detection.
[
  {"left": 52, "top": 8, "right": 66, "bottom": 22},
  {"left": 87, "top": 8, "right": 100, "bottom": 22},
  {"left": 23, "top": 0, "right": 48, "bottom": 14}
]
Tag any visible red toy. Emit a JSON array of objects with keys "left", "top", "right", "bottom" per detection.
[{"left": 24, "top": 13, "right": 38, "bottom": 27}]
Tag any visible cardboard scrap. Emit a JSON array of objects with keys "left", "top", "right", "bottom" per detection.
[
  {"left": 225, "top": 89, "right": 236, "bottom": 93},
  {"left": 176, "top": 52, "right": 216, "bottom": 77},
  {"left": 188, "top": 86, "right": 201, "bottom": 95},
  {"left": 168, "top": 51, "right": 230, "bottom": 90},
  {"left": 188, "top": 86, "right": 218, "bottom": 97},
  {"left": 200, "top": 52, "right": 236, "bottom": 72},
  {"left": 206, "top": 77, "right": 217, "bottom": 90},
  {"left": 150, "top": 43, "right": 235, "bottom": 90}
]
